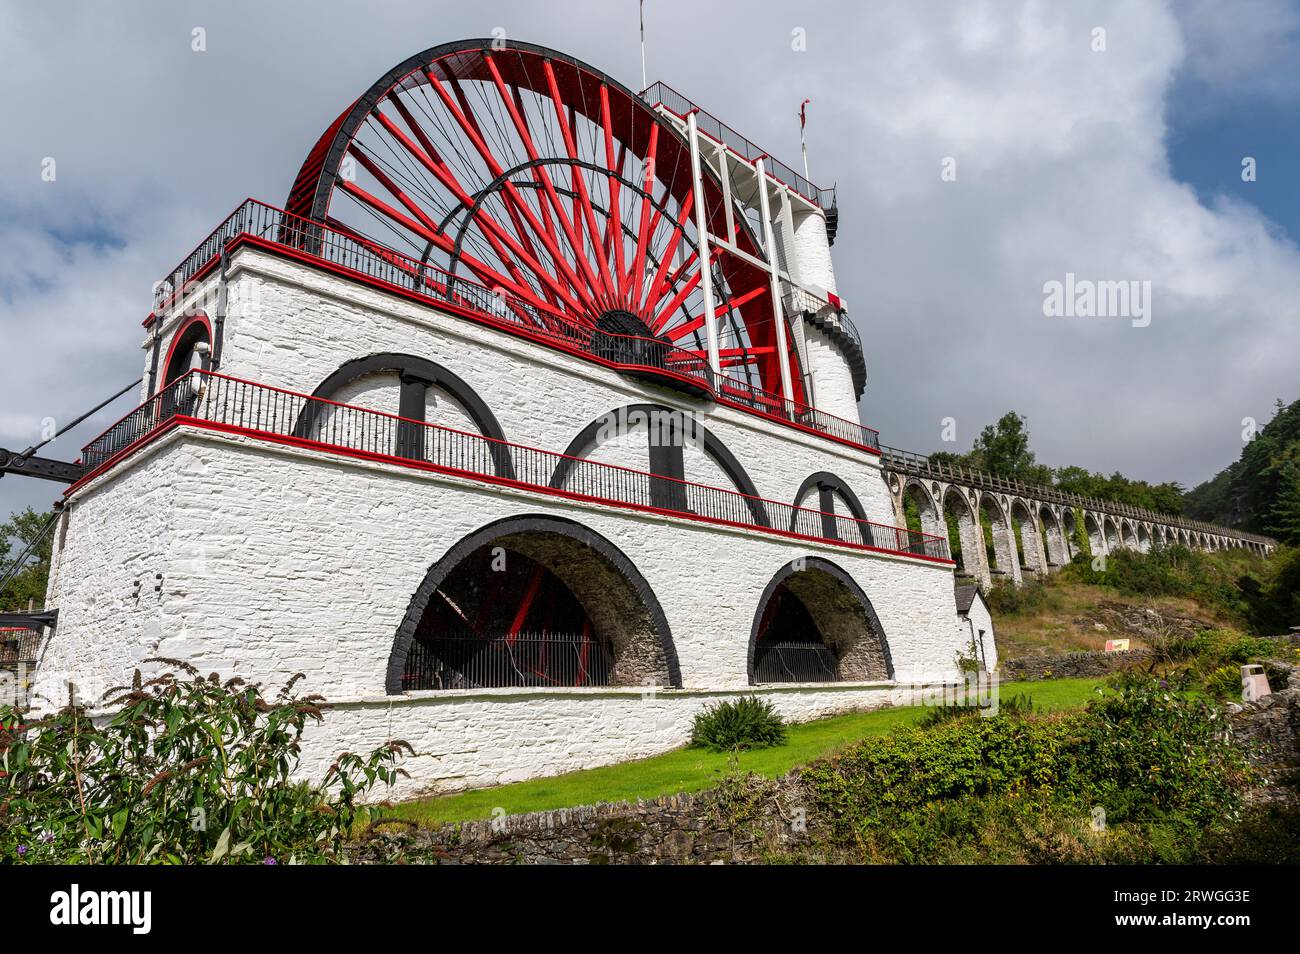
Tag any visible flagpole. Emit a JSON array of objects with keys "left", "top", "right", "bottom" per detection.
[
  {"left": 640, "top": 0, "right": 647, "bottom": 90},
  {"left": 799, "top": 99, "right": 811, "bottom": 181}
]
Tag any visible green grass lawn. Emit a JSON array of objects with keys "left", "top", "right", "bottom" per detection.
[{"left": 373, "top": 676, "right": 1106, "bottom": 828}]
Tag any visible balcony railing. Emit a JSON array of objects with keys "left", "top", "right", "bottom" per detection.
[
  {"left": 78, "top": 371, "right": 949, "bottom": 563},
  {"left": 150, "top": 198, "right": 879, "bottom": 454},
  {"left": 641, "top": 81, "right": 837, "bottom": 210}
]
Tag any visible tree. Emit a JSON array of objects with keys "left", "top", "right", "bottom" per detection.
[
  {"left": 0, "top": 506, "right": 56, "bottom": 610},
  {"left": 971, "top": 412, "right": 1038, "bottom": 480},
  {"left": 1266, "top": 458, "right": 1300, "bottom": 545}
]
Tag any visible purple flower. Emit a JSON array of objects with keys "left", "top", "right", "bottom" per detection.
[
  {"left": 263, "top": 856, "right": 277, "bottom": 865},
  {"left": 16, "top": 845, "right": 26, "bottom": 856}
]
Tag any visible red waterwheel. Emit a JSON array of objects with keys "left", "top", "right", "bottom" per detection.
[{"left": 285, "top": 39, "right": 804, "bottom": 400}]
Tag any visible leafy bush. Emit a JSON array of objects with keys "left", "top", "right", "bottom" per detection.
[
  {"left": 801, "top": 677, "right": 1249, "bottom": 862},
  {"left": 690, "top": 696, "right": 787, "bottom": 752},
  {"left": 0, "top": 661, "right": 411, "bottom": 864},
  {"left": 984, "top": 580, "right": 1052, "bottom": 616},
  {"left": 1203, "top": 664, "right": 1244, "bottom": 701}
]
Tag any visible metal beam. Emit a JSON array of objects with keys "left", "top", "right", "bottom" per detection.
[
  {"left": 0, "top": 448, "right": 83, "bottom": 484},
  {"left": 687, "top": 111, "right": 721, "bottom": 377},
  {"left": 755, "top": 158, "right": 794, "bottom": 401}
]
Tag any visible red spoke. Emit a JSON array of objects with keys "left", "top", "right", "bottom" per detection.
[
  {"left": 544, "top": 61, "right": 616, "bottom": 304},
  {"left": 385, "top": 93, "right": 561, "bottom": 311},
  {"left": 599, "top": 85, "right": 628, "bottom": 302},
  {"left": 337, "top": 179, "right": 560, "bottom": 318},
  {"left": 663, "top": 284, "right": 767, "bottom": 341},
  {"left": 483, "top": 54, "right": 605, "bottom": 311},
  {"left": 649, "top": 247, "right": 715, "bottom": 334},
  {"left": 627, "top": 123, "right": 660, "bottom": 316},
  {"left": 640, "top": 190, "right": 693, "bottom": 317},
  {"left": 426, "top": 68, "right": 597, "bottom": 315},
  {"left": 363, "top": 114, "right": 585, "bottom": 315}
]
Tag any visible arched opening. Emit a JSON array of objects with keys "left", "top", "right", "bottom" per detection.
[
  {"left": 1061, "top": 508, "right": 1079, "bottom": 560},
  {"left": 791, "top": 472, "right": 870, "bottom": 545},
  {"left": 1103, "top": 517, "right": 1121, "bottom": 553},
  {"left": 388, "top": 516, "right": 679, "bottom": 692},
  {"left": 298, "top": 353, "right": 513, "bottom": 476},
  {"left": 1039, "top": 505, "right": 1068, "bottom": 567},
  {"left": 904, "top": 481, "right": 944, "bottom": 533},
  {"left": 980, "top": 495, "right": 1016, "bottom": 580},
  {"left": 1084, "top": 513, "right": 1104, "bottom": 556},
  {"left": 748, "top": 558, "right": 892, "bottom": 684},
  {"left": 551, "top": 403, "right": 767, "bottom": 525},
  {"left": 1137, "top": 524, "right": 1152, "bottom": 553},
  {"left": 943, "top": 488, "right": 982, "bottom": 579},
  {"left": 161, "top": 314, "right": 212, "bottom": 388},
  {"left": 1009, "top": 499, "right": 1044, "bottom": 575},
  {"left": 1120, "top": 520, "right": 1138, "bottom": 550}
]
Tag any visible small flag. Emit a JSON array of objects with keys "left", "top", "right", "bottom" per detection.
[{"left": 800, "top": 98, "right": 811, "bottom": 129}]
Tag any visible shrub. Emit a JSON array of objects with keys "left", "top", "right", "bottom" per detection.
[
  {"left": 801, "top": 676, "right": 1249, "bottom": 861},
  {"left": 0, "top": 661, "right": 411, "bottom": 864},
  {"left": 984, "top": 580, "right": 1051, "bottom": 616},
  {"left": 1203, "top": 664, "right": 1244, "bottom": 702},
  {"left": 690, "top": 696, "right": 787, "bottom": 752}
]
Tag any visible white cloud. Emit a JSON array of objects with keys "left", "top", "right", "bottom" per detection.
[{"left": 1, "top": 0, "right": 1297, "bottom": 525}]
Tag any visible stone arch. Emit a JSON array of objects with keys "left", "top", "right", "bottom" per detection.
[
  {"left": 1083, "top": 513, "right": 1105, "bottom": 555},
  {"left": 297, "top": 352, "right": 514, "bottom": 477},
  {"left": 1038, "top": 505, "right": 1068, "bottom": 567},
  {"left": 1136, "top": 524, "right": 1151, "bottom": 553},
  {"left": 747, "top": 557, "right": 892, "bottom": 684},
  {"left": 979, "top": 493, "right": 1019, "bottom": 583},
  {"left": 1060, "top": 508, "right": 1079, "bottom": 560},
  {"left": 1103, "top": 516, "right": 1121, "bottom": 552},
  {"left": 1009, "top": 498, "right": 1045, "bottom": 576},
  {"left": 943, "top": 487, "right": 986, "bottom": 583},
  {"left": 386, "top": 515, "right": 680, "bottom": 692},
  {"left": 550, "top": 403, "right": 768, "bottom": 525},
  {"left": 1120, "top": 520, "right": 1139, "bottom": 550},
  {"left": 901, "top": 478, "right": 945, "bottom": 539}
]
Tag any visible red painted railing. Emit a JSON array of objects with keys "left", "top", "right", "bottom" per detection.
[
  {"left": 148, "top": 199, "right": 881, "bottom": 453},
  {"left": 77, "top": 371, "right": 950, "bottom": 563}
]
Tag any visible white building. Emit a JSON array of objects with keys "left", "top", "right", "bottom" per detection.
[
  {"left": 954, "top": 585, "right": 998, "bottom": 672},
  {"left": 32, "top": 40, "right": 968, "bottom": 797}
]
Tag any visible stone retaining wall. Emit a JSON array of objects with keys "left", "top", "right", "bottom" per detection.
[{"left": 999, "top": 649, "right": 1152, "bottom": 682}]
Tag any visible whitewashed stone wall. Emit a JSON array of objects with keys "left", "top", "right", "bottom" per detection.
[
  {"left": 195, "top": 249, "right": 897, "bottom": 524},
  {"left": 38, "top": 426, "right": 965, "bottom": 794}
]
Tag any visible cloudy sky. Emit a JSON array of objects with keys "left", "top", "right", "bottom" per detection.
[{"left": 2, "top": 0, "right": 1299, "bottom": 522}]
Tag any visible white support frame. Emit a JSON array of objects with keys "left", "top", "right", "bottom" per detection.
[
  {"left": 687, "top": 111, "right": 722, "bottom": 376},
  {"left": 755, "top": 158, "right": 794, "bottom": 401}
]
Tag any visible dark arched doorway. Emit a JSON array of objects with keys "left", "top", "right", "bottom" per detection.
[
  {"left": 388, "top": 515, "right": 679, "bottom": 692},
  {"left": 748, "top": 558, "right": 892, "bottom": 684}
]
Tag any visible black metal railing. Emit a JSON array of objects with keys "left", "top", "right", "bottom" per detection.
[
  {"left": 151, "top": 199, "right": 881, "bottom": 453},
  {"left": 79, "top": 370, "right": 950, "bottom": 561},
  {"left": 402, "top": 632, "right": 614, "bottom": 690},
  {"left": 752, "top": 640, "right": 841, "bottom": 683},
  {"left": 641, "top": 81, "right": 837, "bottom": 210}
]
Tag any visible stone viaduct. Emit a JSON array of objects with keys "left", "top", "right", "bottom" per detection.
[{"left": 881, "top": 446, "right": 1278, "bottom": 590}]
